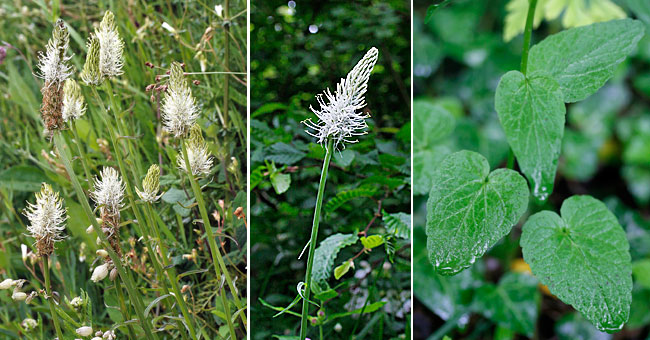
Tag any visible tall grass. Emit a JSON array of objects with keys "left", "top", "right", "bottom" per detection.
[{"left": 0, "top": 1, "right": 247, "bottom": 339}]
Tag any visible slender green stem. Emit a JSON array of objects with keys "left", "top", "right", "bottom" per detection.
[
  {"left": 115, "top": 280, "right": 138, "bottom": 339},
  {"left": 43, "top": 258, "right": 64, "bottom": 340},
  {"left": 143, "top": 202, "right": 197, "bottom": 339},
  {"left": 180, "top": 139, "right": 239, "bottom": 338},
  {"left": 299, "top": 138, "right": 334, "bottom": 340},
  {"left": 126, "top": 204, "right": 189, "bottom": 340},
  {"left": 69, "top": 120, "right": 93, "bottom": 185},
  {"left": 520, "top": 0, "right": 539, "bottom": 75},
  {"left": 103, "top": 81, "right": 144, "bottom": 177},
  {"left": 53, "top": 132, "right": 157, "bottom": 340},
  {"left": 223, "top": 0, "right": 230, "bottom": 129}
]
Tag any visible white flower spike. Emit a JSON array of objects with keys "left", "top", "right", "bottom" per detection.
[
  {"left": 177, "top": 125, "right": 213, "bottom": 177},
  {"left": 162, "top": 62, "right": 199, "bottom": 137},
  {"left": 303, "top": 47, "right": 379, "bottom": 151},
  {"left": 96, "top": 11, "right": 124, "bottom": 78},
  {"left": 62, "top": 79, "right": 86, "bottom": 122},
  {"left": 23, "top": 183, "right": 68, "bottom": 256},
  {"left": 36, "top": 19, "right": 72, "bottom": 84},
  {"left": 90, "top": 167, "right": 125, "bottom": 215}
]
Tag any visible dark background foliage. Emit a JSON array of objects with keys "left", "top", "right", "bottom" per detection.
[
  {"left": 250, "top": 0, "right": 411, "bottom": 339},
  {"left": 414, "top": 0, "right": 650, "bottom": 339}
]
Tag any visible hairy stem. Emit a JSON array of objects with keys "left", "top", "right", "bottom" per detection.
[
  {"left": 43, "top": 258, "right": 64, "bottom": 340},
  {"left": 53, "top": 132, "right": 157, "bottom": 340},
  {"left": 180, "top": 139, "right": 240, "bottom": 338},
  {"left": 520, "top": 0, "right": 539, "bottom": 75},
  {"left": 299, "top": 138, "right": 334, "bottom": 340}
]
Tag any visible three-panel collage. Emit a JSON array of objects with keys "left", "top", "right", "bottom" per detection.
[{"left": 1, "top": 0, "right": 650, "bottom": 339}]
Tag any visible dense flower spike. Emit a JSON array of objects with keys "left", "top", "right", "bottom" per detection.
[
  {"left": 38, "top": 20, "right": 72, "bottom": 131},
  {"left": 162, "top": 62, "right": 199, "bottom": 137},
  {"left": 81, "top": 36, "right": 102, "bottom": 86},
  {"left": 36, "top": 19, "right": 72, "bottom": 84},
  {"left": 62, "top": 79, "right": 86, "bottom": 122},
  {"left": 91, "top": 167, "right": 125, "bottom": 215},
  {"left": 177, "top": 124, "right": 213, "bottom": 176},
  {"left": 23, "top": 183, "right": 68, "bottom": 257},
  {"left": 303, "top": 47, "right": 379, "bottom": 151},
  {"left": 90, "top": 167, "right": 125, "bottom": 257},
  {"left": 96, "top": 11, "right": 124, "bottom": 78},
  {"left": 136, "top": 164, "right": 163, "bottom": 203}
]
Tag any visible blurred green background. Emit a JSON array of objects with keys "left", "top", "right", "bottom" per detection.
[
  {"left": 0, "top": 0, "right": 247, "bottom": 338},
  {"left": 414, "top": 0, "right": 650, "bottom": 339},
  {"left": 250, "top": 0, "right": 411, "bottom": 339}
]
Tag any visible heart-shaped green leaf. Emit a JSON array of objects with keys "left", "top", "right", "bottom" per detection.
[
  {"left": 473, "top": 273, "right": 540, "bottom": 337},
  {"left": 528, "top": 19, "right": 645, "bottom": 103},
  {"left": 521, "top": 195, "right": 633, "bottom": 333},
  {"left": 426, "top": 150, "right": 529, "bottom": 275},
  {"left": 496, "top": 70, "right": 565, "bottom": 202}
]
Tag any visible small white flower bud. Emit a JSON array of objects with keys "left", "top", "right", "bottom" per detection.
[
  {"left": 334, "top": 323, "right": 343, "bottom": 332},
  {"left": 76, "top": 326, "right": 93, "bottom": 337},
  {"left": 109, "top": 268, "right": 118, "bottom": 281},
  {"left": 86, "top": 225, "right": 95, "bottom": 234},
  {"left": 91, "top": 263, "right": 109, "bottom": 282},
  {"left": 96, "top": 237, "right": 102, "bottom": 245},
  {"left": 12, "top": 291, "right": 27, "bottom": 301},
  {"left": 21, "top": 244, "right": 28, "bottom": 261},
  {"left": 21, "top": 318, "right": 37, "bottom": 331},
  {"left": 96, "top": 249, "right": 109, "bottom": 257},
  {"left": 0, "top": 278, "right": 15, "bottom": 290}
]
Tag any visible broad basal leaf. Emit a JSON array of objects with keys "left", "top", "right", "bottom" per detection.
[
  {"left": 413, "top": 101, "right": 456, "bottom": 195},
  {"left": 312, "top": 233, "right": 358, "bottom": 284},
  {"left": 495, "top": 70, "right": 565, "bottom": 202},
  {"left": 473, "top": 273, "right": 540, "bottom": 337},
  {"left": 528, "top": 19, "right": 645, "bottom": 103},
  {"left": 521, "top": 195, "right": 633, "bottom": 333},
  {"left": 426, "top": 150, "right": 529, "bottom": 275}
]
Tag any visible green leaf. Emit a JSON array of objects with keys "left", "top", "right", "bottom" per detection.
[
  {"left": 314, "top": 288, "right": 338, "bottom": 301},
  {"left": 495, "top": 70, "right": 565, "bottom": 202},
  {"left": 329, "top": 301, "right": 387, "bottom": 319},
  {"left": 0, "top": 166, "right": 49, "bottom": 192},
  {"left": 473, "top": 273, "right": 540, "bottom": 337},
  {"left": 312, "top": 233, "right": 358, "bottom": 284},
  {"left": 161, "top": 188, "right": 195, "bottom": 217},
  {"left": 383, "top": 211, "right": 411, "bottom": 239},
  {"left": 250, "top": 165, "right": 266, "bottom": 190},
  {"left": 412, "top": 100, "right": 457, "bottom": 195},
  {"left": 270, "top": 172, "right": 291, "bottom": 195},
  {"left": 413, "top": 100, "right": 456, "bottom": 151},
  {"left": 334, "top": 149, "right": 355, "bottom": 167},
  {"left": 325, "top": 186, "right": 376, "bottom": 213},
  {"left": 555, "top": 313, "right": 613, "bottom": 340},
  {"left": 265, "top": 142, "right": 306, "bottom": 165},
  {"left": 360, "top": 235, "right": 384, "bottom": 249},
  {"left": 632, "top": 259, "right": 650, "bottom": 289},
  {"left": 427, "top": 150, "right": 529, "bottom": 275},
  {"left": 528, "top": 19, "right": 645, "bottom": 103},
  {"left": 521, "top": 195, "right": 632, "bottom": 333},
  {"left": 334, "top": 260, "right": 353, "bottom": 280}
]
